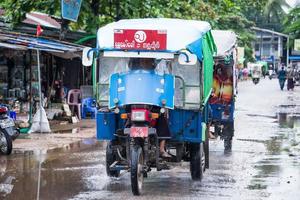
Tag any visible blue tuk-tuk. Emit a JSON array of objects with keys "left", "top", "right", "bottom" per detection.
[
  {"left": 82, "top": 18, "right": 216, "bottom": 195},
  {"left": 209, "top": 30, "right": 237, "bottom": 151}
]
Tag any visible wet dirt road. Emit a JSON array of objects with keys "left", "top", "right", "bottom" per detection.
[{"left": 1, "top": 79, "right": 300, "bottom": 200}]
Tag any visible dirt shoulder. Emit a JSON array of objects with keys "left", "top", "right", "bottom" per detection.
[{"left": 13, "top": 119, "right": 96, "bottom": 154}]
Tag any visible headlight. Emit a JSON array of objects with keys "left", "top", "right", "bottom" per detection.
[{"left": 131, "top": 111, "right": 146, "bottom": 121}]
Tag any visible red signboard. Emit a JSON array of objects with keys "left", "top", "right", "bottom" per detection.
[{"left": 114, "top": 29, "right": 167, "bottom": 50}]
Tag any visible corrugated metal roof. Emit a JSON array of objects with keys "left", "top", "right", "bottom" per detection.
[
  {"left": 25, "top": 12, "right": 61, "bottom": 29},
  {"left": 0, "top": 31, "right": 86, "bottom": 58}
]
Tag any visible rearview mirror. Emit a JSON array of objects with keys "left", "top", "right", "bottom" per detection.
[
  {"left": 178, "top": 50, "right": 197, "bottom": 65},
  {"left": 82, "top": 47, "right": 93, "bottom": 66}
]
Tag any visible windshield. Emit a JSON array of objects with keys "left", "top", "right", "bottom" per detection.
[
  {"left": 97, "top": 55, "right": 202, "bottom": 109},
  {"left": 99, "top": 57, "right": 172, "bottom": 83}
]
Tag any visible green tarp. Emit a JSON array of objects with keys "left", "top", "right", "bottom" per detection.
[{"left": 202, "top": 31, "right": 217, "bottom": 104}]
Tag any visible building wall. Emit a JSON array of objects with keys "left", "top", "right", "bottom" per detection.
[{"left": 252, "top": 30, "right": 284, "bottom": 63}]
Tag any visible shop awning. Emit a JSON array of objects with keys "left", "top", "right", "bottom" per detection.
[
  {"left": 289, "top": 56, "right": 300, "bottom": 61},
  {"left": 0, "top": 31, "right": 86, "bottom": 59}
]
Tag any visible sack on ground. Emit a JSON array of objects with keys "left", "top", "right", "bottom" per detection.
[{"left": 29, "top": 107, "right": 51, "bottom": 133}]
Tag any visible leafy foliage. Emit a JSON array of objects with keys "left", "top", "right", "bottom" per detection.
[
  {"left": 0, "top": 0, "right": 285, "bottom": 62},
  {"left": 263, "top": 0, "right": 289, "bottom": 31},
  {"left": 284, "top": 6, "right": 300, "bottom": 39}
]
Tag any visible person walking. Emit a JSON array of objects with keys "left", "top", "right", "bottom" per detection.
[
  {"left": 287, "top": 67, "right": 295, "bottom": 91},
  {"left": 278, "top": 66, "right": 287, "bottom": 91}
]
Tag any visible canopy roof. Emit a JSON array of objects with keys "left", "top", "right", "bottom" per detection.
[
  {"left": 211, "top": 30, "right": 237, "bottom": 57},
  {"left": 0, "top": 31, "right": 86, "bottom": 59},
  {"left": 289, "top": 56, "right": 300, "bottom": 61},
  {"left": 97, "top": 18, "right": 212, "bottom": 52}
]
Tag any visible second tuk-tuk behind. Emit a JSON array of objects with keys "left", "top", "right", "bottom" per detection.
[
  {"left": 248, "top": 63, "right": 262, "bottom": 84},
  {"left": 209, "top": 30, "right": 237, "bottom": 151},
  {"left": 82, "top": 18, "right": 217, "bottom": 195},
  {"left": 257, "top": 61, "right": 268, "bottom": 78}
]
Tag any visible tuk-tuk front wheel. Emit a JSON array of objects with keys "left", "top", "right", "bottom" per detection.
[
  {"left": 131, "top": 145, "right": 144, "bottom": 196},
  {"left": 106, "top": 141, "right": 120, "bottom": 177},
  {"left": 190, "top": 143, "right": 205, "bottom": 181}
]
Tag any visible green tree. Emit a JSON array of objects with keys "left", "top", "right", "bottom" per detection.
[
  {"left": 283, "top": 6, "right": 300, "bottom": 40},
  {"left": 208, "top": 0, "right": 256, "bottom": 62},
  {"left": 263, "top": 0, "right": 289, "bottom": 30},
  {"left": 0, "top": 0, "right": 216, "bottom": 33},
  {"left": 0, "top": 0, "right": 273, "bottom": 61}
]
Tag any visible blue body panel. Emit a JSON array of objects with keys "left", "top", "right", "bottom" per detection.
[
  {"left": 187, "top": 38, "right": 203, "bottom": 61},
  {"left": 210, "top": 100, "right": 235, "bottom": 123},
  {"left": 96, "top": 112, "right": 116, "bottom": 140},
  {"left": 109, "top": 70, "right": 174, "bottom": 109},
  {"left": 168, "top": 109, "right": 203, "bottom": 143},
  {"left": 96, "top": 109, "right": 206, "bottom": 143}
]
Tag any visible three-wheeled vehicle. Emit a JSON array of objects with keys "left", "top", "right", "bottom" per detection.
[
  {"left": 82, "top": 18, "right": 216, "bottom": 195},
  {"left": 248, "top": 63, "right": 262, "bottom": 84},
  {"left": 209, "top": 30, "right": 237, "bottom": 151},
  {"left": 257, "top": 61, "right": 268, "bottom": 78}
]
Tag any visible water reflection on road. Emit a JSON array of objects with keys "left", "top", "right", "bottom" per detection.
[{"left": 0, "top": 79, "right": 300, "bottom": 200}]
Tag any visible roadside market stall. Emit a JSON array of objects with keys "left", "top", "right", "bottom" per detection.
[{"left": 0, "top": 30, "right": 86, "bottom": 132}]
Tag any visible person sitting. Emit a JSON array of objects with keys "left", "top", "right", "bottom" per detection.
[{"left": 129, "top": 57, "right": 172, "bottom": 158}]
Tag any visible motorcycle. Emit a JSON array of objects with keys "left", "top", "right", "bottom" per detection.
[{"left": 0, "top": 106, "right": 19, "bottom": 155}]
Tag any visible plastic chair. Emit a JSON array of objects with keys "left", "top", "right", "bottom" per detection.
[
  {"left": 67, "top": 89, "right": 82, "bottom": 120},
  {"left": 80, "top": 85, "right": 93, "bottom": 99},
  {"left": 9, "top": 111, "right": 16, "bottom": 120},
  {"left": 81, "top": 97, "right": 97, "bottom": 119}
]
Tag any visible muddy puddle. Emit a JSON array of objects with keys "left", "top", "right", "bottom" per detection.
[
  {"left": 0, "top": 139, "right": 105, "bottom": 200},
  {"left": 247, "top": 103, "right": 300, "bottom": 196}
]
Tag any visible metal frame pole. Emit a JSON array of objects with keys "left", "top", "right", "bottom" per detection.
[{"left": 37, "top": 49, "right": 43, "bottom": 133}]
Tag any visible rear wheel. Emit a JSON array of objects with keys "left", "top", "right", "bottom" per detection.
[
  {"left": 131, "top": 145, "right": 144, "bottom": 196},
  {"left": 224, "top": 138, "right": 232, "bottom": 152},
  {"left": 176, "top": 143, "right": 184, "bottom": 162},
  {"left": 190, "top": 143, "right": 205, "bottom": 181},
  {"left": 0, "top": 130, "right": 12, "bottom": 155},
  {"left": 106, "top": 141, "right": 120, "bottom": 177},
  {"left": 223, "top": 122, "right": 234, "bottom": 152},
  {"left": 204, "top": 128, "right": 209, "bottom": 169}
]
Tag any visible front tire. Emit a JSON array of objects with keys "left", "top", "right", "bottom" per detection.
[
  {"left": 0, "top": 130, "right": 12, "bottom": 155},
  {"left": 131, "top": 145, "right": 144, "bottom": 196},
  {"left": 190, "top": 143, "right": 205, "bottom": 181}
]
